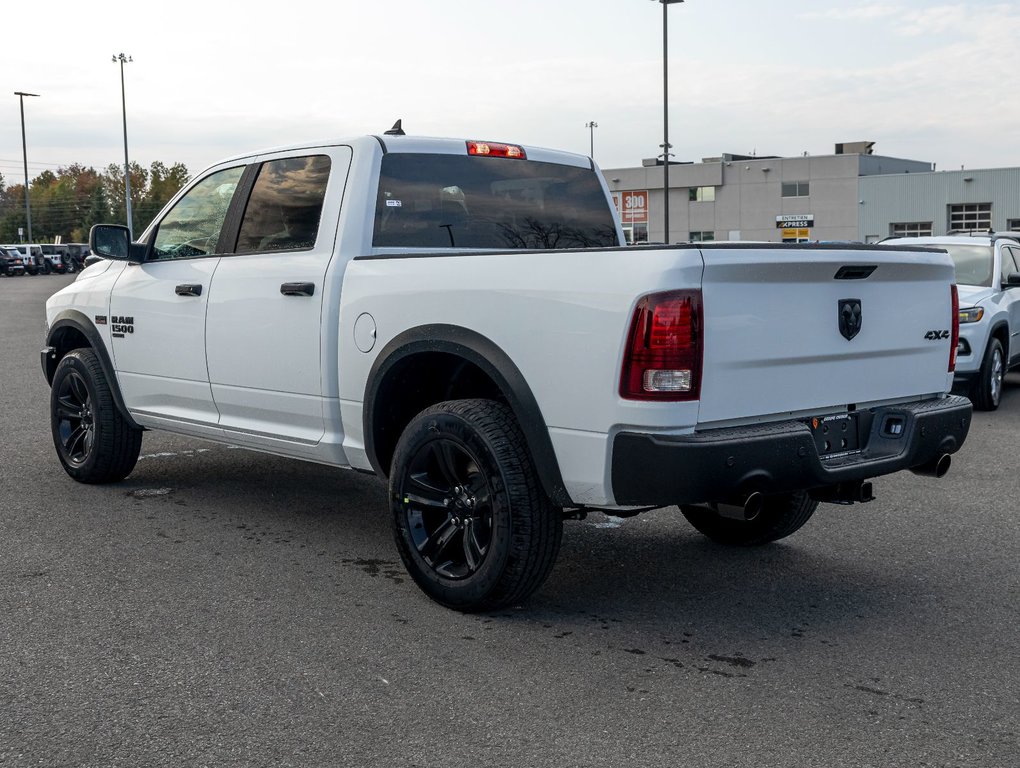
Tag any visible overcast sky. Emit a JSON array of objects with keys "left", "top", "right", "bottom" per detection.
[{"left": 3, "top": 0, "right": 1019, "bottom": 184}]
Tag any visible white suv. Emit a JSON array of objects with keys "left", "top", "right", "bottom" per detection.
[{"left": 884, "top": 232, "right": 1020, "bottom": 410}]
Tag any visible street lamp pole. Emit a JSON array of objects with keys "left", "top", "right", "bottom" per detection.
[
  {"left": 653, "top": 0, "right": 683, "bottom": 244},
  {"left": 113, "top": 53, "right": 134, "bottom": 239},
  {"left": 585, "top": 120, "right": 598, "bottom": 158},
  {"left": 14, "top": 91, "right": 40, "bottom": 243}
]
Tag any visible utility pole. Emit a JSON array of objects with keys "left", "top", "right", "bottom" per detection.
[
  {"left": 652, "top": 0, "right": 684, "bottom": 244},
  {"left": 113, "top": 53, "right": 134, "bottom": 238},
  {"left": 14, "top": 91, "right": 40, "bottom": 243},
  {"left": 586, "top": 121, "right": 598, "bottom": 158}
]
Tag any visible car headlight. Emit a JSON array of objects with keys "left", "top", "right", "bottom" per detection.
[{"left": 959, "top": 307, "right": 984, "bottom": 324}]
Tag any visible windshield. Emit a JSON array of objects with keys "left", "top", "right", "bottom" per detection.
[
  {"left": 373, "top": 153, "right": 619, "bottom": 249},
  {"left": 941, "top": 244, "right": 994, "bottom": 287}
]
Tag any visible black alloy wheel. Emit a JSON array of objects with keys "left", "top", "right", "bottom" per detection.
[
  {"left": 49, "top": 349, "right": 142, "bottom": 483},
  {"left": 400, "top": 436, "right": 495, "bottom": 580},
  {"left": 54, "top": 368, "right": 96, "bottom": 466},
  {"left": 390, "top": 399, "right": 562, "bottom": 612}
]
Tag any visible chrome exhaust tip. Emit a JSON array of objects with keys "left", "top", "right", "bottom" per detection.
[
  {"left": 714, "top": 491, "right": 764, "bottom": 522},
  {"left": 910, "top": 454, "right": 952, "bottom": 479}
]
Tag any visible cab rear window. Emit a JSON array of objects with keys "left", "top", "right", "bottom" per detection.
[{"left": 373, "top": 153, "right": 618, "bottom": 249}]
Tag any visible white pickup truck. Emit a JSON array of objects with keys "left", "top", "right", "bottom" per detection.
[{"left": 42, "top": 132, "right": 971, "bottom": 611}]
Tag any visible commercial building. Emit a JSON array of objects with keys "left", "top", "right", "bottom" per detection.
[{"left": 601, "top": 142, "right": 1020, "bottom": 244}]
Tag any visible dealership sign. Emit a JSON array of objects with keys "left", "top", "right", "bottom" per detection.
[
  {"left": 776, "top": 214, "right": 814, "bottom": 229},
  {"left": 616, "top": 190, "right": 649, "bottom": 224}
]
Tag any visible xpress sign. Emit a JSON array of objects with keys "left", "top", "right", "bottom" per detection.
[{"left": 776, "top": 214, "right": 815, "bottom": 229}]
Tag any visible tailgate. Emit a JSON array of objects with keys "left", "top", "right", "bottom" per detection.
[{"left": 698, "top": 245, "right": 955, "bottom": 425}]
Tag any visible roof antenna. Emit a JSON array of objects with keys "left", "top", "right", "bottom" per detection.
[{"left": 384, "top": 119, "right": 405, "bottom": 136}]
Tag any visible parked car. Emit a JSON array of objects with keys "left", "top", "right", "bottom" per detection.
[
  {"left": 10, "top": 244, "right": 48, "bottom": 275},
  {"left": 40, "top": 244, "right": 74, "bottom": 274},
  {"left": 64, "top": 243, "right": 90, "bottom": 271},
  {"left": 1, "top": 246, "right": 26, "bottom": 276},
  {"left": 883, "top": 231, "right": 1020, "bottom": 410}
]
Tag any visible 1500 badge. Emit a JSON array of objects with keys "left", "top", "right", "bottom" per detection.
[{"left": 111, "top": 315, "right": 135, "bottom": 337}]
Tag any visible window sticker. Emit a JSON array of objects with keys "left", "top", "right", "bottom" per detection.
[{"left": 386, "top": 199, "right": 402, "bottom": 207}]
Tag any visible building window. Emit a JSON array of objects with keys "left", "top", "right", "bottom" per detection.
[
  {"left": 890, "top": 222, "right": 933, "bottom": 238},
  {"left": 1007, "top": 218, "right": 1020, "bottom": 232},
  {"left": 781, "top": 181, "right": 810, "bottom": 197},
  {"left": 623, "top": 223, "right": 648, "bottom": 245},
  {"left": 689, "top": 231, "right": 715, "bottom": 242},
  {"left": 688, "top": 186, "right": 716, "bottom": 202},
  {"left": 948, "top": 203, "right": 991, "bottom": 232}
]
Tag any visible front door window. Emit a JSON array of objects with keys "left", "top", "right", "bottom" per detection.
[{"left": 150, "top": 167, "right": 244, "bottom": 260}]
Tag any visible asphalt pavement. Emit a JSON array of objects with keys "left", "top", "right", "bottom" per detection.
[{"left": 1, "top": 273, "right": 1017, "bottom": 767}]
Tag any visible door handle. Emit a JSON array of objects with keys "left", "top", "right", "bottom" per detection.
[
  {"left": 280, "top": 282, "right": 315, "bottom": 297},
  {"left": 175, "top": 284, "right": 203, "bottom": 296}
]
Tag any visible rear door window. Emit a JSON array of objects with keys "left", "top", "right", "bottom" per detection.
[
  {"left": 235, "top": 155, "right": 332, "bottom": 253},
  {"left": 373, "top": 153, "right": 618, "bottom": 249}
]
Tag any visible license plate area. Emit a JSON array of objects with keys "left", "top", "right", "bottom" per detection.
[{"left": 807, "top": 413, "right": 861, "bottom": 459}]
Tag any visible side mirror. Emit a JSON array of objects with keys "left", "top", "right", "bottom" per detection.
[
  {"left": 1006, "top": 272, "right": 1020, "bottom": 288},
  {"left": 89, "top": 224, "right": 146, "bottom": 263}
]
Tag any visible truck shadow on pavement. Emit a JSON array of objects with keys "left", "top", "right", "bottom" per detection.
[
  {"left": 539, "top": 514, "right": 906, "bottom": 628},
  {"left": 116, "top": 442, "right": 918, "bottom": 644}
]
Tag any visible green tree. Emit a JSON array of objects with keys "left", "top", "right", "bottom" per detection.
[
  {"left": 103, "top": 162, "right": 149, "bottom": 234},
  {"left": 30, "top": 170, "right": 63, "bottom": 241},
  {"left": 80, "top": 175, "right": 111, "bottom": 243},
  {"left": 136, "top": 161, "right": 190, "bottom": 232},
  {"left": 0, "top": 161, "right": 190, "bottom": 243},
  {"left": 0, "top": 176, "right": 27, "bottom": 243}
]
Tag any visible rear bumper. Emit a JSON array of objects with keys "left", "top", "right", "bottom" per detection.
[{"left": 611, "top": 395, "right": 972, "bottom": 506}]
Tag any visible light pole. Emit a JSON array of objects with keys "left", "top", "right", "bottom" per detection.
[
  {"left": 586, "top": 120, "right": 598, "bottom": 158},
  {"left": 652, "top": 0, "right": 683, "bottom": 244},
  {"left": 14, "top": 91, "right": 40, "bottom": 243},
  {"left": 113, "top": 53, "right": 134, "bottom": 239}
]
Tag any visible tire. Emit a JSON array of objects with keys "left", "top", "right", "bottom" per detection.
[
  {"left": 681, "top": 491, "right": 818, "bottom": 546},
  {"left": 971, "top": 338, "right": 1004, "bottom": 411},
  {"left": 390, "top": 399, "right": 562, "bottom": 612},
  {"left": 50, "top": 349, "right": 142, "bottom": 483}
]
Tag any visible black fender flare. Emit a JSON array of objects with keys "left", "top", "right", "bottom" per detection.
[
  {"left": 987, "top": 320, "right": 1012, "bottom": 365},
  {"left": 43, "top": 310, "right": 141, "bottom": 431},
  {"left": 364, "top": 324, "right": 571, "bottom": 507}
]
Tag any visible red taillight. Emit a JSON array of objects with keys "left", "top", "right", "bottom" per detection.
[
  {"left": 466, "top": 141, "right": 526, "bottom": 159},
  {"left": 949, "top": 284, "right": 960, "bottom": 372},
  {"left": 620, "top": 290, "right": 703, "bottom": 401}
]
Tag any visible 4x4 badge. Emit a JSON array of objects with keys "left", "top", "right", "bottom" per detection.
[{"left": 839, "top": 299, "right": 862, "bottom": 340}]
